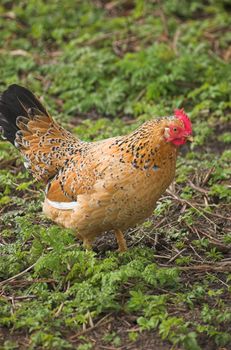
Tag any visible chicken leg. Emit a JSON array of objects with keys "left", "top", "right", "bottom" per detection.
[
  {"left": 115, "top": 229, "right": 127, "bottom": 252},
  {"left": 83, "top": 237, "right": 93, "bottom": 250}
]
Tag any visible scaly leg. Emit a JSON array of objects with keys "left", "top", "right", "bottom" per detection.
[
  {"left": 83, "top": 237, "right": 93, "bottom": 250},
  {"left": 76, "top": 231, "right": 93, "bottom": 250},
  {"left": 115, "top": 229, "right": 127, "bottom": 252}
]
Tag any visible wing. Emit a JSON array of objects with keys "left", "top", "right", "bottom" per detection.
[{"left": 45, "top": 137, "right": 135, "bottom": 207}]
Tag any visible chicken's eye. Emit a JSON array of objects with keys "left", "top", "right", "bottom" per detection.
[{"left": 173, "top": 127, "right": 177, "bottom": 132}]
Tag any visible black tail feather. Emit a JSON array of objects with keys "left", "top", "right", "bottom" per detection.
[{"left": 0, "top": 84, "right": 48, "bottom": 144}]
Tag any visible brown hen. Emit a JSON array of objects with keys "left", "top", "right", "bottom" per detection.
[{"left": 0, "top": 85, "right": 193, "bottom": 251}]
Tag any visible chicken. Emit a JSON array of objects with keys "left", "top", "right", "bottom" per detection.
[{"left": 0, "top": 85, "right": 193, "bottom": 251}]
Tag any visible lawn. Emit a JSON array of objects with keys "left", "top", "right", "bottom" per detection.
[{"left": 0, "top": 1, "right": 231, "bottom": 349}]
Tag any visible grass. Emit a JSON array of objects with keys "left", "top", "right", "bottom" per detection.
[{"left": 0, "top": 1, "right": 231, "bottom": 349}]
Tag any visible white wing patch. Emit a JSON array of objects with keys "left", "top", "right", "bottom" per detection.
[{"left": 46, "top": 198, "right": 79, "bottom": 210}]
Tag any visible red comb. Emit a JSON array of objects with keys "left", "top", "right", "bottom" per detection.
[{"left": 174, "top": 108, "right": 192, "bottom": 134}]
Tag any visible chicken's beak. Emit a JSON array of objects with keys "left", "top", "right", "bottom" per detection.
[{"left": 186, "top": 135, "right": 194, "bottom": 142}]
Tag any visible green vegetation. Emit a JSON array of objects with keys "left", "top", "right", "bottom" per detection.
[{"left": 0, "top": 1, "right": 231, "bottom": 349}]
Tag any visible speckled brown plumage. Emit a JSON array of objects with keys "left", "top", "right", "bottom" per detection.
[
  {"left": 43, "top": 119, "right": 178, "bottom": 239},
  {"left": 0, "top": 85, "right": 192, "bottom": 251}
]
